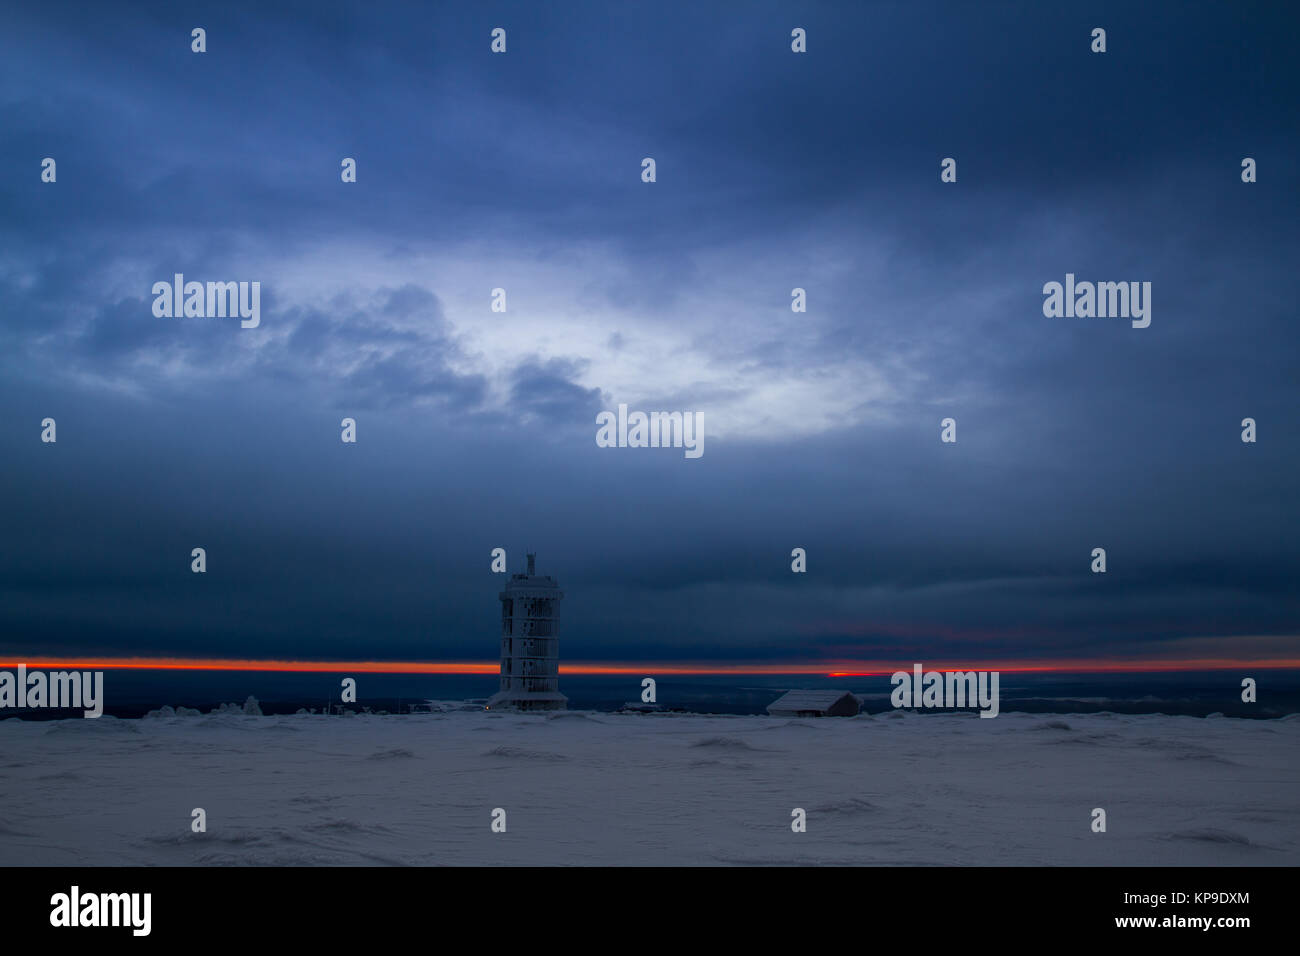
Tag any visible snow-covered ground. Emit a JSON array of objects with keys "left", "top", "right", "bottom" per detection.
[{"left": 2, "top": 709, "right": 1296, "bottom": 866}]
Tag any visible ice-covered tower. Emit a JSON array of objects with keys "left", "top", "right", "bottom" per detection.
[{"left": 486, "top": 552, "right": 567, "bottom": 711}]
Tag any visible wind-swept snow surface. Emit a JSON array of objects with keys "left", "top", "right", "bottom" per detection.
[{"left": 1, "top": 710, "right": 1296, "bottom": 866}]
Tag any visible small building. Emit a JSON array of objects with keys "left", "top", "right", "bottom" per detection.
[{"left": 766, "top": 689, "right": 860, "bottom": 717}]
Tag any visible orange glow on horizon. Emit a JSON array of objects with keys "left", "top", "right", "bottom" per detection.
[{"left": 1, "top": 655, "right": 1298, "bottom": 676}]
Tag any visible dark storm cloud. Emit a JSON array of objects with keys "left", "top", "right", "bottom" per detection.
[
  {"left": 510, "top": 358, "right": 607, "bottom": 424},
  {"left": 0, "top": 0, "right": 1297, "bottom": 666}
]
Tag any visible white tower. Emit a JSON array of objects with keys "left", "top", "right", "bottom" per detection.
[{"left": 486, "top": 552, "right": 567, "bottom": 711}]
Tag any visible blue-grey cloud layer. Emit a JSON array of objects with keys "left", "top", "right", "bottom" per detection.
[{"left": 1, "top": 0, "right": 1297, "bottom": 664}]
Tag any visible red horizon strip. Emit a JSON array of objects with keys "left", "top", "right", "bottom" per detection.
[{"left": 2, "top": 656, "right": 1299, "bottom": 675}]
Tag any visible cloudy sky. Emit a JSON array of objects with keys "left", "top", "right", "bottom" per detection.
[{"left": 2, "top": 0, "right": 1297, "bottom": 671}]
